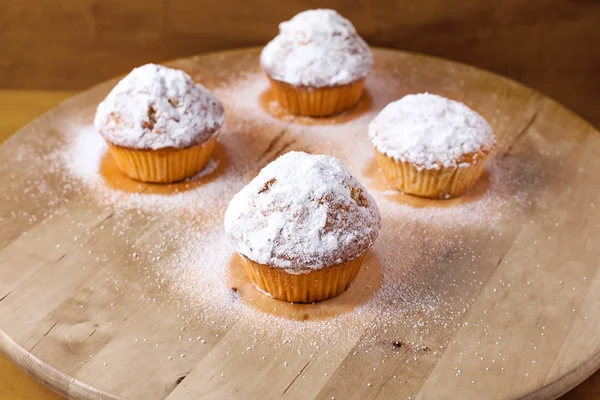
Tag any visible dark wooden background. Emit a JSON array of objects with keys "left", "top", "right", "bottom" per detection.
[{"left": 1, "top": 0, "right": 599, "bottom": 126}]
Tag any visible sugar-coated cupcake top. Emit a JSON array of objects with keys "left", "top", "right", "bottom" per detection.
[
  {"left": 369, "top": 93, "right": 496, "bottom": 169},
  {"left": 224, "top": 151, "right": 380, "bottom": 273},
  {"left": 260, "top": 9, "right": 373, "bottom": 88},
  {"left": 94, "top": 64, "right": 224, "bottom": 150}
]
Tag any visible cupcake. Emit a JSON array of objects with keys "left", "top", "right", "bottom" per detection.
[
  {"left": 369, "top": 93, "right": 496, "bottom": 198},
  {"left": 224, "top": 151, "right": 380, "bottom": 303},
  {"left": 94, "top": 64, "right": 225, "bottom": 183},
  {"left": 260, "top": 9, "right": 373, "bottom": 117}
]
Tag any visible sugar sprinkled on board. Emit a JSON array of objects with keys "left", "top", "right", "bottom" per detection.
[
  {"left": 125, "top": 71, "right": 539, "bottom": 342},
  {"left": 2, "top": 60, "right": 544, "bottom": 361}
]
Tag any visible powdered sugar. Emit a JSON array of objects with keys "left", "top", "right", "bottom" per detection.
[
  {"left": 3, "top": 48, "right": 587, "bottom": 400},
  {"left": 62, "top": 126, "right": 236, "bottom": 213},
  {"left": 94, "top": 64, "right": 225, "bottom": 150},
  {"left": 224, "top": 151, "right": 380, "bottom": 273},
  {"left": 5, "top": 53, "right": 545, "bottom": 358},
  {"left": 369, "top": 93, "right": 496, "bottom": 169},
  {"left": 260, "top": 9, "right": 373, "bottom": 87},
  {"left": 154, "top": 70, "right": 540, "bottom": 338},
  {"left": 69, "top": 126, "right": 108, "bottom": 179}
]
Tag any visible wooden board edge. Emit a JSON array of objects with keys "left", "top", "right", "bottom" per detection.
[
  {"left": 0, "top": 329, "right": 122, "bottom": 400},
  {"left": 521, "top": 350, "right": 600, "bottom": 400}
]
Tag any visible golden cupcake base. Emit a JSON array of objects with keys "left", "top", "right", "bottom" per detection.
[
  {"left": 267, "top": 77, "right": 365, "bottom": 117},
  {"left": 375, "top": 150, "right": 490, "bottom": 199},
  {"left": 107, "top": 135, "right": 217, "bottom": 183},
  {"left": 240, "top": 253, "right": 367, "bottom": 303}
]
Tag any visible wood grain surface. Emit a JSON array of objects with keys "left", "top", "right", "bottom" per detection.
[
  {"left": 0, "top": 90, "right": 75, "bottom": 400},
  {"left": 1, "top": 48, "right": 600, "bottom": 400},
  {"left": 1, "top": 0, "right": 599, "bottom": 128}
]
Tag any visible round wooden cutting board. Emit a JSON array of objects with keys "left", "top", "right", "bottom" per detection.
[{"left": 1, "top": 48, "right": 600, "bottom": 400}]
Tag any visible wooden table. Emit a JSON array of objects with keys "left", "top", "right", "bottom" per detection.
[{"left": 0, "top": 55, "right": 600, "bottom": 399}]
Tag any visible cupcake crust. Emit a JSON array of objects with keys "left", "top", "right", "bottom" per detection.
[
  {"left": 94, "top": 64, "right": 224, "bottom": 150},
  {"left": 260, "top": 9, "right": 373, "bottom": 88},
  {"left": 224, "top": 151, "right": 380, "bottom": 273}
]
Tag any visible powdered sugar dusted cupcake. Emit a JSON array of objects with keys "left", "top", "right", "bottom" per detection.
[
  {"left": 224, "top": 151, "right": 380, "bottom": 303},
  {"left": 94, "top": 63, "right": 225, "bottom": 183},
  {"left": 369, "top": 93, "right": 496, "bottom": 198},
  {"left": 260, "top": 9, "right": 373, "bottom": 117}
]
